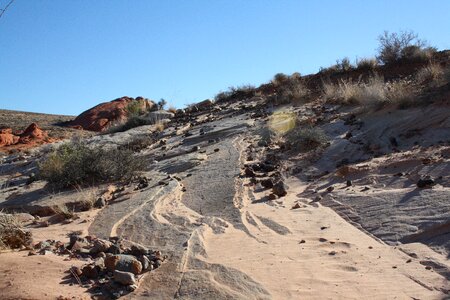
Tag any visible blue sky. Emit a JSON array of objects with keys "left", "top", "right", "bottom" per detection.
[{"left": 1, "top": 0, "right": 449, "bottom": 115}]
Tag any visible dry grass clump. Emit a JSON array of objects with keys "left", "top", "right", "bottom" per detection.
[
  {"left": 284, "top": 126, "right": 329, "bottom": 151},
  {"left": 0, "top": 212, "right": 32, "bottom": 249},
  {"left": 39, "top": 141, "right": 141, "bottom": 188},
  {"left": 415, "top": 63, "right": 445, "bottom": 85},
  {"left": 323, "top": 76, "right": 417, "bottom": 109},
  {"left": 53, "top": 203, "right": 76, "bottom": 219},
  {"left": 118, "top": 135, "right": 155, "bottom": 152},
  {"left": 75, "top": 187, "right": 98, "bottom": 211},
  {"left": 167, "top": 106, "right": 177, "bottom": 114}
]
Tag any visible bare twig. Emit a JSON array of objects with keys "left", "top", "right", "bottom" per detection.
[{"left": 0, "top": 0, "right": 15, "bottom": 19}]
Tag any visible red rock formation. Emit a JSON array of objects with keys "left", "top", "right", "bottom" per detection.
[
  {"left": 19, "top": 123, "right": 47, "bottom": 143},
  {"left": 0, "top": 127, "right": 20, "bottom": 146},
  {"left": 69, "top": 96, "right": 156, "bottom": 132},
  {"left": 0, "top": 123, "right": 51, "bottom": 150}
]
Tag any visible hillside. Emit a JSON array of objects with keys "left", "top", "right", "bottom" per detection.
[{"left": 0, "top": 48, "right": 449, "bottom": 299}]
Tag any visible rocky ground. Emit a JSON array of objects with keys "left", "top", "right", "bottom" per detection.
[{"left": 0, "top": 92, "right": 449, "bottom": 299}]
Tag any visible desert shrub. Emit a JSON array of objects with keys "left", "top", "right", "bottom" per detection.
[
  {"left": 271, "top": 82, "right": 310, "bottom": 104},
  {"left": 415, "top": 63, "right": 445, "bottom": 84},
  {"left": 284, "top": 126, "right": 329, "bottom": 151},
  {"left": 157, "top": 98, "right": 167, "bottom": 110},
  {"left": 118, "top": 135, "right": 155, "bottom": 152},
  {"left": 39, "top": 142, "right": 141, "bottom": 188},
  {"left": 214, "top": 85, "right": 256, "bottom": 102},
  {"left": 272, "top": 73, "right": 290, "bottom": 86},
  {"left": 0, "top": 212, "right": 32, "bottom": 249},
  {"left": 377, "top": 30, "right": 436, "bottom": 64},
  {"left": 319, "top": 58, "right": 354, "bottom": 74},
  {"left": 126, "top": 100, "right": 148, "bottom": 116},
  {"left": 356, "top": 57, "right": 378, "bottom": 70}
]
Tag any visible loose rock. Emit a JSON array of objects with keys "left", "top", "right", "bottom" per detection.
[{"left": 113, "top": 270, "right": 136, "bottom": 286}]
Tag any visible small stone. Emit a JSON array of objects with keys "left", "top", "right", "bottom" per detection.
[
  {"left": 417, "top": 177, "right": 435, "bottom": 188},
  {"left": 244, "top": 167, "right": 255, "bottom": 177},
  {"left": 299, "top": 240, "right": 306, "bottom": 244},
  {"left": 260, "top": 178, "right": 274, "bottom": 189},
  {"left": 272, "top": 181, "right": 287, "bottom": 197},
  {"left": 70, "top": 266, "right": 82, "bottom": 277},
  {"left": 326, "top": 186, "right": 334, "bottom": 192},
  {"left": 214, "top": 148, "right": 220, "bottom": 152},
  {"left": 425, "top": 266, "right": 432, "bottom": 270},
  {"left": 328, "top": 251, "right": 337, "bottom": 256},
  {"left": 82, "top": 265, "right": 99, "bottom": 279},
  {"left": 346, "top": 180, "right": 352, "bottom": 187},
  {"left": 139, "top": 255, "right": 151, "bottom": 271},
  {"left": 291, "top": 203, "right": 301, "bottom": 209},
  {"left": 127, "top": 284, "right": 138, "bottom": 291},
  {"left": 154, "top": 259, "right": 162, "bottom": 268},
  {"left": 108, "top": 243, "right": 121, "bottom": 254},
  {"left": 94, "top": 197, "right": 106, "bottom": 208},
  {"left": 312, "top": 195, "right": 322, "bottom": 202},
  {"left": 268, "top": 193, "right": 277, "bottom": 200},
  {"left": 192, "top": 146, "right": 200, "bottom": 152},
  {"left": 113, "top": 270, "right": 136, "bottom": 286}
]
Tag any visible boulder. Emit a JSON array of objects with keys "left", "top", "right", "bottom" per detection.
[
  {"left": 69, "top": 97, "right": 156, "bottom": 132},
  {"left": 90, "top": 239, "right": 112, "bottom": 254},
  {"left": 105, "top": 254, "right": 143, "bottom": 275},
  {"left": 145, "top": 110, "right": 174, "bottom": 122}
]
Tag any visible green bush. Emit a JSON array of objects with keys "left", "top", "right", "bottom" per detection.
[
  {"left": 126, "top": 100, "right": 148, "bottom": 116},
  {"left": 39, "top": 142, "right": 141, "bottom": 188}
]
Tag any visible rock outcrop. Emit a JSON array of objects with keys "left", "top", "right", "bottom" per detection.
[
  {"left": 0, "top": 127, "right": 20, "bottom": 146},
  {"left": 69, "top": 96, "right": 156, "bottom": 132},
  {"left": 0, "top": 123, "right": 50, "bottom": 148}
]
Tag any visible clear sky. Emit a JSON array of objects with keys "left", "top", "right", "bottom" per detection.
[{"left": 1, "top": 0, "right": 449, "bottom": 115}]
